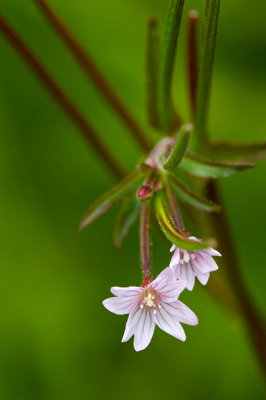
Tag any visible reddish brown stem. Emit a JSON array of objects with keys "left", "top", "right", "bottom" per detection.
[
  {"left": 0, "top": 14, "right": 125, "bottom": 179},
  {"left": 164, "top": 179, "right": 184, "bottom": 232},
  {"left": 34, "top": 0, "right": 152, "bottom": 151},
  {"left": 187, "top": 10, "right": 198, "bottom": 117},
  {"left": 140, "top": 202, "right": 151, "bottom": 279},
  {"left": 208, "top": 182, "right": 266, "bottom": 378}
]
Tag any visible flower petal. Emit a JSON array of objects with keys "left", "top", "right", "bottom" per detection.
[
  {"left": 133, "top": 308, "right": 155, "bottom": 351},
  {"left": 186, "top": 262, "right": 196, "bottom": 291},
  {"left": 162, "top": 300, "right": 198, "bottom": 326},
  {"left": 111, "top": 286, "right": 142, "bottom": 297},
  {"left": 169, "top": 247, "right": 180, "bottom": 267},
  {"left": 154, "top": 302, "right": 186, "bottom": 341},
  {"left": 170, "top": 244, "right": 176, "bottom": 252},
  {"left": 151, "top": 267, "right": 174, "bottom": 291},
  {"left": 170, "top": 264, "right": 181, "bottom": 280},
  {"left": 103, "top": 296, "right": 135, "bottom": 315},
  {"left": 195, "top": 270, "right": 210, "bottom": 285},
  {"left": 204, "top": 247, "right": 221, "bottom": 257},
  {"left": 122, "top": 306, "right": 142, "bottom": 342},
  {"left": 159, "top": 280, "right": 186, "bottom": 302},
  {"left": 198, "top": 252, "right": 219, "bottom": 271}
]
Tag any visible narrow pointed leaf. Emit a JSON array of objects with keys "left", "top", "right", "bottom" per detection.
[
  {"left": 79, "top": 170, "right": 144, "bottom": 230},
  {"left": 159, "top": 0, "right": 184, "bottom": 132},
  {"left": 194, "top": 0, "right": 220, "bottom": 150},
  {"left": 169, "top": 173, "right": 221, "bottom": 212},
  {"left": 179, "top": 152, "right": 254, "bottom": 178},
  {"left": 209, "top": 141, "right": 266, "bottom": 162},
  {"left": 113, "top": 196, "right": 140, "bottom": 248},
  {"left": 164, "top": 123, "right": 192, "bottom": 171},
  {"left": 154, "top": 192, "right": 207, "bottom": 250},
  {"left": 146, "top": 17, "right": 161, "bottom": 130}
]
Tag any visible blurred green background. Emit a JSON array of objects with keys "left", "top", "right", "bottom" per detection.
[{"left": 0, "top": 0, "right": 265, "bottom": 399}]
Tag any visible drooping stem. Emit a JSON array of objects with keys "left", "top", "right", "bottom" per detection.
[
  {"left": 208, "top": 181, "right": 266, "bottom": 377},
  {"left": 0, "top": 14, "right": 125, "bottom": 179},
  {"left": 34, "top": 0, "right": 152, "bottom": 151},
  {"left": 140, "top": 202, "right": 152, "bottom": 279},
  {"left": 186, "top": 10, "right": 198, "bottom": 118}
]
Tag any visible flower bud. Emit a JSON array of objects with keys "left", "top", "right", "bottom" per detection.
[{"left": 137, "top": 185, "right": 153, "bottom": 200}]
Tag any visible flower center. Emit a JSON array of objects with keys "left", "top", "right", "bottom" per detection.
[
  {"left": 139, "top": 289, "right": 161, "bottom": 314},
  {"left": 180, "top": 250, "right": 196, "bottom": 264}
]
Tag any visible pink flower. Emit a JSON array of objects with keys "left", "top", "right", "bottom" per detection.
[
  {"left": 169, "top": 237, "right": 221, "bottom": 291},
  {"left": 103, "top": 267, "right": 198, "bottom": 351}
]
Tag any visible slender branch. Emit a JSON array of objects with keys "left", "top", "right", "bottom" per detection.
[
  {"left": 34, "top": 0, "right": 152, "bottom": 151},
  {"left": 140, "top": 202, "right": 152, "bottom": 279},
  {"left": 194, "top": 0, "right": 220, "bottom": 151},
  {"left": 187, "top": 10, "right": 198, "bottom": 118},
  {"left": 146, "top": 17, "right": 161, "bottom": 130},
  {"left": 164, "top": 179, "right": 184, "bottom": 232},
  {"left": 158, "top": 0, "right": 184, "bottom": 133},
  {"left": 0, "top": 14, "right": 125, "bottom": 179},
  {"left": 208, "top": 181, "right": 266, "bottom": 377}
]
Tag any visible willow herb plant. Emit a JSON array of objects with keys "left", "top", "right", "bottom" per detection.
[{"left": 1, "top": 0, "right": 265, "bottom": 373}]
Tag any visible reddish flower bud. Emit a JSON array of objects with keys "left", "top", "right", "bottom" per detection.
[{"left": 137, "top": 185, "right": 153, "bottom": 200}]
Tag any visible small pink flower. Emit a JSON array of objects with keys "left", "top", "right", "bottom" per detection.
[
  {"left": 103, "top": 267, "right": 198, "bottom": 351},
  {"left": 169, "top": 237, "right": 221, "bottom": 291}
]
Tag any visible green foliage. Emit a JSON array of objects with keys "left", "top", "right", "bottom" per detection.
[
  {"left": 179, "top": 152, "right": 254, "bottom": 178},
  {"left": 79, "top": 170, "right": 144, "bottom": 229}
]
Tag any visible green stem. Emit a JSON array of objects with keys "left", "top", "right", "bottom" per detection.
[
  {"left": 159, "top": 0, "right": 184, "bottom": 133},
  {"left": 194, "top": 0, "right": 220, "bottom": 151},
  {"left": 186, "top": 10, "right": 199, "bottom": 118},
  {"left": 163, "top": 123, "right": 192, "bottom": 171},
  {"left": 146, "top": 17, "right": 161, "bottom": 130}
]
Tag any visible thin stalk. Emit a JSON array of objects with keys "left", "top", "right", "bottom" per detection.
[
  {"left": 208, "top": 181, "right": 266, "bottom": 377},
  {"left": 34, "top": 0, "right": 152, "bottom": 151},
  {"left": 194, "top": 0, "right": 220, "bottom": 151},
  {"left": 146, "top": 17, "right": 161, "bottom": 130},
  {"left": 0, "top": 14, "right": 125, "bottom": 179},
  {"left": 140, "top": 202, "right": 152, "bottom": 279},
  {"left": 159, "top": 0, "right": 184, "bottom": 133},
  {"left": 187, "top": 10, "right": 198, "bottom": 118},
  {"left": 164, "top": 179, "right": 184, "bottom": 232}
]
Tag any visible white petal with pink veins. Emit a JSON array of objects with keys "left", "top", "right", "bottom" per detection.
[
  {"left": 133, "top": 308, "right": 155, "bottom": 351},
  {"left": 162, "top": 301, "right": 198, "bottom": 325},
  {"left": 186, "top": 262, "right": 196, "bottom": 291},
  {"left": 103, "top": 296, "right": 135, "bottom": 315},
  {"left": 122, "top": 306, "right": 142, "bottom": 342},
  {"left": 198, "top": 252, "right": 219, "bottom": 271},
  {"left": 154, "top": 303, "right": 186, "bottom": 341},
  {"left": 203, "top": 248, "right": 221, "bottom": 257},
  {"left": 169, "top": 248, "right": 180, "bottom": 267},
  {"left": 194, "top": 268, "right": 210, "bottom": 285},
  {"left": 111, "top": 286, "right": 142, "bottom": 297},
  {"left": 159, "top": 280, "right": 186, "bottom": 302}
]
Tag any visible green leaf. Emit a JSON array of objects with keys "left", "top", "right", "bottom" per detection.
[
  {"left": 194, "top": 0, "right": 220, "bottom": 150},
  {"left": 179, "top": 152, "right": 254, "bottom": 178},
  {"left": 164, "top": 123, "right": 192, "bottom": 171},
  {"left": 146, "top": 17, "right": 161, "bottom": 130},
  {"left": 154, "top": 192, "right": 208, "bottom": 250},
  {"left": 159, "top": 0, "right": 184, "bottom": 132},
  {"left": 113, "top": 195, "right": 140, "bottom": 248},
  {"left": 79, "top": 170, "right": 144, "bottom": 230},
  {"left": 169, "top": 173, "right": 221, "bottom": 212},
  {"left": 208, "top": 141, "right": 266, "bottom": 162}
]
